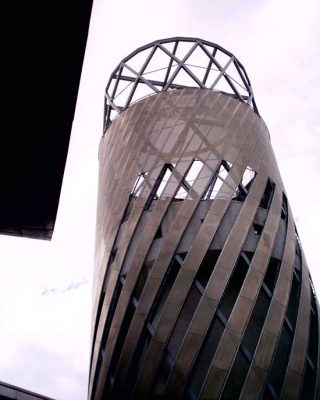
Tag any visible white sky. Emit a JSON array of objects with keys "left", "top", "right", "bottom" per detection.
[{"left": 0, "top": 0, "right": 319, "bottom": 399}]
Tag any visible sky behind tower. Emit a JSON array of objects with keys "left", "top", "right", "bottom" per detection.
[{"left": 0, "top": 1, "right": 319, "bottom": 399}]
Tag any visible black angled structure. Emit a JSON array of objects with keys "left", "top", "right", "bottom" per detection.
[{"left": 1, "top": 0, "right": 93, "bottom": 240}]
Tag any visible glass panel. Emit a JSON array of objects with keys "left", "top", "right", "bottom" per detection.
[
  {"left": 262, "top": 265, "right": 302, "bottom": 398},
  {"left": 185, "top": 160, "right": 204, "bottom": 186},
  {"left": 263, "top": 257, "right": 281, "bottom": 294},
  {"left": 195, "top": 250, "right": 221, "bottom": 289},
  {"left": 157, "top": 168, "right": 173, "bottom": 197},
  {"left": 281, "top": 193, "right": 288, "bottom": 221},
  {"left": 259, "top": 179, "right": 275, "bottom": 211},
  {"left": 125, "top": 329, "right": 152, "bottom": 397},
  {"left": 221, "top": 349, "right": 250, "bottom": 399},
  {"left": 167, "top": 285, "right": 202, "bottom": 357},
  {"left": 149, "top": 253, "right": 186, "bottom": 328},
  {"left": 133, "top": 261, "right": 154, "bottom": 301},
  {"left": 131, "top": 172, "right": 148, "bottom": 196},
  {"left": 153, "top": 350, "right": 175, "bottom": 396},
  {"left": 104, "top": 301, "right": 136, "bottom": 396},
  {"left": 242, "top": 289, "right": 270, "bottom": 355},
  {"left": 218, "top": 252, "right": 251, "bottom": 319},
  {"left": 232, "top": 165, "right": 256, "bottom": 202},
  {"left": 187, "top": 316, "right": 225, "bottom": 396},
  {"left": 202, "top": 161, "right": 232, "bottom": 200},
  {"left": 174, "top": 160, "right": 204, "bottom": 200}
]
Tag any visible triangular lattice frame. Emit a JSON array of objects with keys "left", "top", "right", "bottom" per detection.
[{"left": 104, "top": 37, "right": 259, "bottom": 131}]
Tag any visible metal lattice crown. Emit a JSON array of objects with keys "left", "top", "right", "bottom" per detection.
[{"left": 104, "top": 37, "right": 259, "bottom": 131}]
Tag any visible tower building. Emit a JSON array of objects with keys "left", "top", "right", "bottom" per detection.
[{"left": 89, "top": 38, "right": 319, "bottom": 399}]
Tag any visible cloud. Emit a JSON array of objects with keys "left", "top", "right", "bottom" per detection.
[
  {"left": 42, "top": 288, "right": 59, "bottom": 295},
  {"left": 42, "top": 281, "right": 88, "bottom": 296},
  {"left": 62, "top": 281, "right": 88, "bottom": 293}
]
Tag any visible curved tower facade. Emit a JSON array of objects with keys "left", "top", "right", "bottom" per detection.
[{"left": 89, "top": 38, "right": 319, "bottom": 399}]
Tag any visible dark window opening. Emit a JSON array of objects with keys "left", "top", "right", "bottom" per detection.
[
  {"left": 133, "top": 224, "right": 163, "bottom": 302},
  {"left": 253, "top": 223, "right": 263, "bottom": 235},
  {"left": 153, "top": 350, "right": 175, "bottom": 397},
  {"left": 101, "top": 278, "right": 123, "bottom": 352},
  {"left": 90, "top": 243, "right": 121, "bottom": 398},
  {"left": 90, "top": 290, "right": 106, "bottom": 365},
  {"left": 299, "top": 361, "right": 316, "bottom": 400},
  {"left": 281, "top": 193, "right": 288, "bottom": 221},
  {"left": 167, "top": 285, "right": 202, "bottom": 358},
  {"left": 186, "top": 315, "right": 225, "bottom": 397},
  {"left": 104, "top": 301, "right": 136, "bottom": 396},
  {"left": 109, "top": 248, "right": 117, "bottom": 266},
  {"left": 242, "top": 289, "right": 271, "bottom": 355},
  {"left": 132, "top": 260, "right": 154, "bottom": 301},
  {"left": 259, "top": 179, "right": 275, "bottom": 210},
  {"left": 300, "top": 289, "right": 318, "bottom": 399},
  {"left": 124, "top": 328, "right": 152, "bottom": 398},
  {"left": 262, "top": 323, "right": 292, "bottom": 399},
  {"left": 90, "top": 278, "right": 123, "bottom": 399},
  {"left": 262, "top": 256, "right": 302, "bottom": 399},
  {"left": 194, "top": 250, "right": 221, "bottom": 290},
  {"left": 224, "top": 285, "right": 271, "bottom": 398},
  {"left": 155, "top": 225, "right": 162, "bottom": 239},
  {"left": 91, "top": 274, "right": 124, "bottom": 399},
  {"left": 121, "top": 196, "right": 136, "bottom": 223},
  {"left": 185, "top": 252, "right": 253, "bottom": 398},
  {"left": 149, "top": 253, "right": 186, "bottom": 328},
  {"left": 263, "top": 257, "right": 281, "bottom": 294},
  {"left": 286, "top": 273, "right": 301, "bottom": 328},
  {"left": 93, "top": 350, "right": 104, "bottom": 399},
  {"left": 239, "top": 207, "right": 286, "bottom": 373},
  {"left": 295, "top": 238, "right": 302, "bottom": 264},
  {"left": 308, "top": 294, "right": 319, "bottom": 367},
  {"left": 223, "top": 194, "right": 284, "bottom": 399},
  {"left": 218, "top": 251, "right": 251, "bottom": 319},
  {"left": 221, "top": 348, "right": 250, "bottom": 399}
]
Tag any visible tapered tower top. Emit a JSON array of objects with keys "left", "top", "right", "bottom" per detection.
[{"left": 104, "top": 37, "right": 259, "bottom": 131}]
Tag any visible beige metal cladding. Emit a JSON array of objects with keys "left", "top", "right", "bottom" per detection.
[{"left": 90, "top": 88, "right": 320, "bottom": 400}]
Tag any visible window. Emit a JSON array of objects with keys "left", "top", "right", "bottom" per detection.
[
  {"left": 149, "top": 253, "right": 186, "bottom": 328},
  {"left": 144, "top": 164, "right": 175, "bottom": 210},
  {"left": 175, "top": 160, "right": 204, "bottom": 199},
  {"left": 232, "top": 165, "right": 255, "bottom": 202},
  {"left": 131, "top": 172, "right": 148, "bottom": 196},
  {"left": 280, "top": 193, "right": 288, "bottom": 221},
  {"left": 259, "top": 179, "right": 275, "bottom": 210},
  {"left": 202, "top": 161, "right": 232, "bottom": 200}
]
